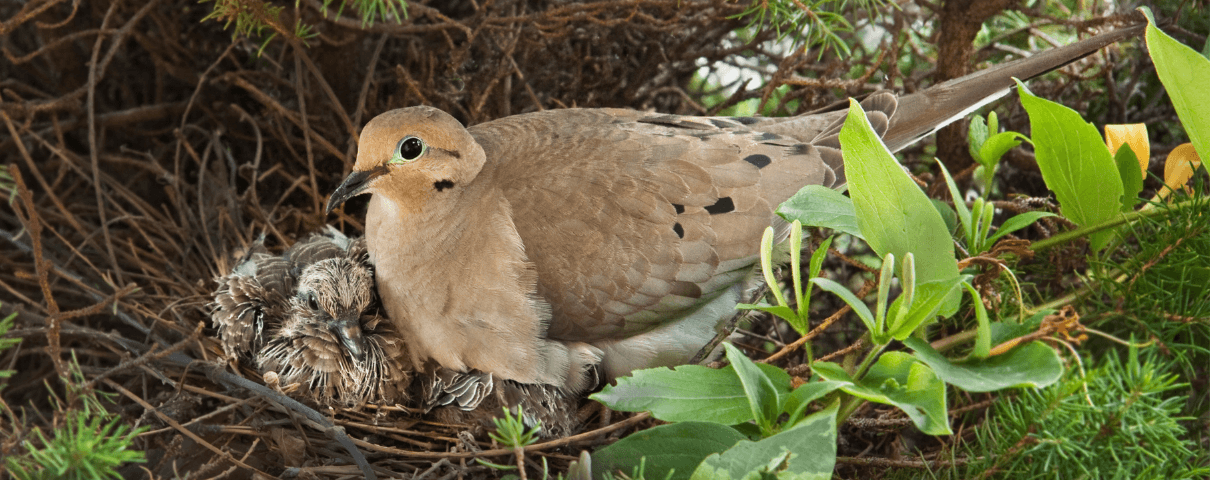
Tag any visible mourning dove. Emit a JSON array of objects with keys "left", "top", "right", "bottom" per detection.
[
  {"left": 211, "top": 227, "right": 409, "bottom": 406},
  {"left": 212, "top": 228, "right": 575, "bottom": 424},
  {"left": 325, "top": 26, "right": 1142, "bottom": 393}
]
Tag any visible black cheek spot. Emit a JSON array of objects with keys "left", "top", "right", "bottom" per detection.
[
  {"left": 744, "top": 154, "right": 772, "bottom": 169},
  {"left": 673, "top": 223, "right": 685, "bottom": 238},
  {"left": 672, "top": 203, "right": 685, "bottom": 214},
  {"left": 705, "top": 197, "right": 735, "bottom": 215},
  {"left": 434, "top": 180, "right": 455, "bottom": 192}
]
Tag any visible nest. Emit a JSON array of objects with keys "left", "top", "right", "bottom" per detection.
[{"left": 0, "top": 0, "right": 1157, "bottom": 478}]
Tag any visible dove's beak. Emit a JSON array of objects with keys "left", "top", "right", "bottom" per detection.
[
  {"left": 332, "top": 316, "right": 368, "bottom": 363},
  {"left": 326, "top": 165, "right": 388, "bottom": 215}
]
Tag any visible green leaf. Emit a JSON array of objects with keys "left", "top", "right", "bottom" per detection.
[
  {"left": 808, "top": 236, "right": 833, "bottom": 281},
  {"left": 1113, "top": 138, "right": 1144, "bottom": 213},
  {"left": 593, "top": 422, "right": 747, "bottom": 480},
  {"left": 783, "top": 381, "right": 848, "bottom": 427},
  {"left": 979, "top": 131, "right": 1027, "bottom": 167},
  {"left": 1143, "top": 7, "right": 1210, "bottom": 163},
  {"left": 885, "top": 276, "right": 966, "bottom": 340},
  {"left": 591, "top": 363, "right": 792, "bottom": 424},
  {"left": 936, "top": 160, "right": 972, "bottom": 244},
  {"left": 968, "top": 114, "right": 990, "bottom": 163},
  {"left": 962, "top": 282, "right": 991, "bottom": 359},
  {"left": 689, "top": 402, "right": 838, "bottom": 480},
  {"left": 930, "top": 199, "right": 958, "bottom": 235},
  {"left": 813, "top": 353, "right": 951, "bottom": 435},
  {"left": 841, "top": 99, "right": 961, "bottom": 305},
  {"left": 724, "top": 343, "right": 781, "bottom": 434},
  {"left": 810, "top": 277, "right": 875, "bottom": 335},
  {"left": 777, "top": 185, "right": 863, "bottom": 239},
  {"left": 736, "top": 303, "right": 798, "bottom": 323},
  {"left": 903, "top": 337, "right": 1063, "bottom": 392},
  {"left": 1016, "top": 80, "right": 1123, "bottom": 251},
  {"left": 985, "top": 211, "right": 1058, "bottom": 244}
]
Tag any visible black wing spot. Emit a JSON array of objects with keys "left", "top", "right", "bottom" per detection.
[
  {"left": 672, "top": 203, "right": 685, "bottom": 214},
  {"left": 709, "top": 118, "right": 734, "bottom": 129},
  {"left": 731, "top": 116, "right": 761, "bottom": 125},
  {"left": 744, "top": 154, "right": 772, "bottom": 169},
  {"left": 789, "top": 144, "right": 810, "bottom": 155},
  {"left": 434, "top": 180, "right": 455, "bottom": 192},
  {"left": 673, "top": 223, "right": 685, "bottom": 238},
  {"left": 705, "top": 197, "right": 735, "bottom": 215},
  {"left": 758, "top": 132, "right": 780, "bottom": 141}
]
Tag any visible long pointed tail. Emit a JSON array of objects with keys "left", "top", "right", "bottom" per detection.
[{"left": 883, "top": 22, "right": 1145, "bottom": 152}]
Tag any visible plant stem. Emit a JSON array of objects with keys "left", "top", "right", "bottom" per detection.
[
  {"left": 835, "top": 341, "right": 889, "bottom": 426},
  {"left": 1030, "top": 198, "right": 1197, "bottom": 251}
]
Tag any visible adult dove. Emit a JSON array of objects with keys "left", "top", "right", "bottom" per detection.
[{"left": 326, "top": 26, "right": 1143, "bottom": 393}]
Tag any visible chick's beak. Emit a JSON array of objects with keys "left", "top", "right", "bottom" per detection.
[
  {"left": 325, "top": 165, "right": 388, "bottom": 215},
  {"left": 332, "top": 316, "right": 368, "bottom": 363}
]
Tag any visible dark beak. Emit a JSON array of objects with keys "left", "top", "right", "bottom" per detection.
[
  {"left": 332, "top": 316, "right": 368, "bottom": 363},
  {"left": 325, "top": 166, "right": 387, "bottom": 215}
]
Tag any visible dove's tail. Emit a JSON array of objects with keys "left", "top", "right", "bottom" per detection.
[{"left": 882, "top": 21, "right": 1145, "bottom": 152}]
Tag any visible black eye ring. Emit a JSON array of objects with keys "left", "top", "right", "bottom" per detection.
[
  {"left": 394, "top": 136, "right": 426, "bottom": 163},
  {"left": 307, "top": 293, "right": 320, "bottom": 311}
]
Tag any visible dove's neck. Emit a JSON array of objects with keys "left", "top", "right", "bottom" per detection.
[{"left": 363, "top": 179, "right": 556, "bottom": 384}]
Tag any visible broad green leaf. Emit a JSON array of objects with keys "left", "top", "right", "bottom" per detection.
[
  {"left": 593, "top": 422, "right": 746, "bottom": 480},
  {"left": 810, "top": 277, "right": 875, "bottom": 335},
  {"left": 724, "top": 343, "right": 781, "bottom": 433},
  {"left": 1143, "top": 7, "right": 1210, "bottom": 163},
  {"left": 784, "top": 381, "right": 848, "bottom": 427},
  {"left": 885, "top": 276, "right": 966, "bottom": 340},
  {"left": 840, "top": 99, "right": 960, "bottom": 312},
  {"left": 591, "top": 363, "right": 792, "bottom": 424},
  {"left": 1017, "top": 81, "right": 1123, "bottom": 251},
  {"left": 1113, "top": 144, "right": 1144, "bottom": 212},
  {"left": 690, "top": 402, "right": 838, "bottom": 480},
  {"left": 777, "top": 185, "right": 863, "bottom": 239},
  {"left": 903, "top": 337, "right": 1062, "bottom": 392},
  {"left": 979, "top": 131, "right": 1026, "bottom": 167},
  {"left": 813, "top": 354, "right": 951, "bottom": 435},
  {"left": 986, "top": 211, "right": 1059, "bottom": 244}
]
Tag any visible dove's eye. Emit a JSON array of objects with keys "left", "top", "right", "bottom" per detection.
[
  {"left": 392, "top": 136, "right": 426, "bottom": 163},
  {"left": 307, "top": 293, "right": 320, "bottom": 311}
]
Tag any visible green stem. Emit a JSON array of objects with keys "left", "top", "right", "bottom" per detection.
[
  {"left": 1031, "top": 198, "right": 1198, "bottom": 252},
  {"left": 835, "top": 342, "right": 889, "bottom": 425}
]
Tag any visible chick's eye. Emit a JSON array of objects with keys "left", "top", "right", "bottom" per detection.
[
  {"left": 307, "top": 294, "right": 320, "bottom": 311},
  {"left": 393, "top": 136, "right": 426, "bottom": 163}
]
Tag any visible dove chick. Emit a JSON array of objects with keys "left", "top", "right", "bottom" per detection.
[{"left": 211, "top": 227, "right": 409, "bottom": 407}]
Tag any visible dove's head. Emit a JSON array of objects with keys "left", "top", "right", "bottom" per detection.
[
  {"left": 288, "top": 257, "right": 376, "bottom": 363},
  {"left": 326, "top": 106, "right": 485, "bottom": 214},
  {"left": 257, "top": 256, "right": 410, "bottom": 407}
]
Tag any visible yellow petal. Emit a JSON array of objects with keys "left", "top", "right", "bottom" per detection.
[
  {"left": 1105, "top": 123, "right": 1150, "bottom": 174},
  {"left": 1159, "top": 143, "right": 1203, "bottom": 200}
]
